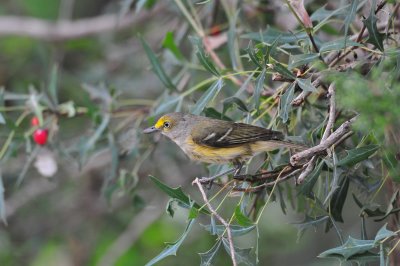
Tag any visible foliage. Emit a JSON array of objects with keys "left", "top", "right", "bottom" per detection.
[{"left": 0, "top": 0, "right": 400, "bottom": 265}]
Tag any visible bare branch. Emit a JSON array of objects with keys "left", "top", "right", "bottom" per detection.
[
  {"left": 290, "top": 117, "right": 356, "bottom": 166},
  {"left": 192, "top": 178, "right": 237, "bottom": 266},
  {"left": 0, "top": 4, "right": 166, "bottom": 41}
]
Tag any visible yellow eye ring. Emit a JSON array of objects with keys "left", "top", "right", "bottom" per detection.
[{"left": 163, "top": 122, "right": 171, "bottom": 128}]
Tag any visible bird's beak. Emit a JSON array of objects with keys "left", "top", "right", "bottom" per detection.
[{"left": 143, "top": 126, "right": 159, "bottom": 134}]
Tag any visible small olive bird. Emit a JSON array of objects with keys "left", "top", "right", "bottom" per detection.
[{"left": 143, "top": 112, "right": 304, "bottom": 179}]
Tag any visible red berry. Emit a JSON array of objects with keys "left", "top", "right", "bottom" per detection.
[
  {"left": 31, "top": 117, "right": 39, "bottom": 126},
  {"left": 33, "top": 129, "right": 48, "bottom": 145},
  {"left": 210, "top": 25, "right": 222, "bottom": 36}
]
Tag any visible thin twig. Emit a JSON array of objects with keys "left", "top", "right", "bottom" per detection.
[{"left": 192, "top": 178, "right": 237, "bottom": 266}]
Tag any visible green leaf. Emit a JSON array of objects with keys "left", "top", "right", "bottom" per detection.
[
  {"left": 279, "top": 82, "right": 295, "bottom": 123},
  {"left": 191, "top": 79, "right": 224, "bottom": 115},
  {"left": 204, "top": 107, "right": 232, "bottom": 121},
  {"left": 47, "top": 64, "right": 58, "bottom": 107},
  {"left": 0, "top": 112, "right": 4, "bottom": 124},
  {"left": 363, "top": 4, "right": 385, "bottom": 51},
  {"left": 222, "top": 238, "right": 255, "bottom": 266},
  {"left": 272, "top": 62, "right": 296, "bottom": 80},
  {"left": 288, "top": 53, "right": 319, "bottom": 69},
  {"left": 254, "top": 68, "right": 266, "bottom": 112},
  {"left": 145, "top": 218, "right": 196, "bottom": 266},
  {"left": 228, "top": 10, "right": 240, "bottom": 70},
  {"left": 319, "top": 38, "right": 362, "bottom": 53},
  {"left": 223, "top": 97, "right": 248, "bottom": 114},
  {"left": 337, "top": 145, "right": 380, "bottom": 167},
  {"left": 310, "top": 5, "right": 349, "bottom": 22},
  {"left": 202, "top": 224, "right": 256, "bottom": 237},
  {"left": 329, "top": 176, "right": 350, "bottom": 222},
  {"left": 352, "top": 194, "right": 385, "bottom": 217},
  {"left": 234, "top": 205, "right": 254, "bottom": 226},
  {"left": 140, "top": 35, "right": 176, "bottom": 90},
  {"left": 188, "top": 205, "right": 199, "bottom": 219},
  {"left": 297, "top": 160, "right": 324, "bottom": 199},
  {"left": 166, "top": 199, "right": 178, "bottom": 217},
  {"left": 190, "top": 37, "right": 220, "bottom": 76},
  {"left": 162, "top": 32, "right": 184, "bottom": 60},
  {"left": 374, "top": 190, "right": 400, "bottom": 222},
  {"left": 343, "top": 0, "right": 359, "bottom": 44},
  {"left": 0, "top": 172, "right": 7, "bottom": 225},
  {"left": 148, "top": 175, "right": 209, "bottom": 215},
  {"left": 242, "top": 27, "right": 308, "bottom": 44},
  {"left": 318, "top": 237, "right": 375, "bottom": 260},
  {"left": 80, "top": 114, "right": 110, "bottom": 165},
  {"left": 154, "top": 93, "right": 182, "bottom": 116},
  {"left": 311, "top": 4, "right": 350, "bottom": 32},
  {"left": 245, "top": 41, "right": 263, "bottom": 68},
  {"left": 296, "top": 77, "right": 317, "bottom": 92},
  {"left": 199, "top": 240, "right": 222, "bottom": 266},
  {"left": 292, "top": 215, "right": 329, "bottom": 241},
  {"left": 374, "top": 223, "right": 396, "bottom": 244}
]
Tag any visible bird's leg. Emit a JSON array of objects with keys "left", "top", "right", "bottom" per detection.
[{"left": 233, "top": 162, "right": 243, "bottom": 177}]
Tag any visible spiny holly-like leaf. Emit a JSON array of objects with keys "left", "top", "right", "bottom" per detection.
[
  {"left": 288, "top": 53, "right": 319, "bottom": 69},
  {"left": 374, "top": 223, "right": 396, "bottom": 244},
  {"left": 191, "top": 79, "right": 224, "bottom": 115},
  {"left": 318, "top": 236, "right": 375, "bottom": 260},
  {"left": 148, "top": 175, "right": 209, "bottom": 215},
  {"left": 190, "top": 37, "right": 220, "bottom": 76},
  {"left": 162, "top": 32, "right": 184, "bottom": 60},
  {"left": 337, "top": 145, "right": 380, "bottom": 167},
  {"left": 363, "top": 8, "right": 385, "bottom": 51},
  {"left": 279, "top": 82, "right": 295, "bottom": 123},
  {"left": 297, "top": 77, "right": 317, "bottom": 92},
  {"left": 145, "top": 219, "right": 196, "bottom": 266},
  {"left": 202, "top": 224, "right": 256, "bottom": 237},
  {"left": 352, "top": 193, "right": 385, "bottom": 217},
  {"left": 374, "top": 190, "right": 400, "bottom": 222},
  {"left": 234, "top": 205, "right": 254, "bottom": 226},
  {"left": 199, "top": 239, "right": 222, "bottom": 266},
  {"left": 222, "top": 238, "right": 255, "bottom": 266},
  {"left": 140, "top": 35, "right": 176, "bottom": 90},
  {"left": 292, "top": 215, "right": 329, "bottom": 241}
]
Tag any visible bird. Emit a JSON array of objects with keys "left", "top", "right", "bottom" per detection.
[{"left": 143, "top": 112, "right": 304, "bottom": 180}]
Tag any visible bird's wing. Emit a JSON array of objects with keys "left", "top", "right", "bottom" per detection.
[{"left": 191, "top": 122, "right": 284, "bottom": 148}]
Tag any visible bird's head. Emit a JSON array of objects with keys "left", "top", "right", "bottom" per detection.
[{"left": 143, "top": 112, "right": 186, "bottom": 140}]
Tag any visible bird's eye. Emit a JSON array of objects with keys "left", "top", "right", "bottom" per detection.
[{"left": 163, "top": 121, "right": 170, "bottom": 128}]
